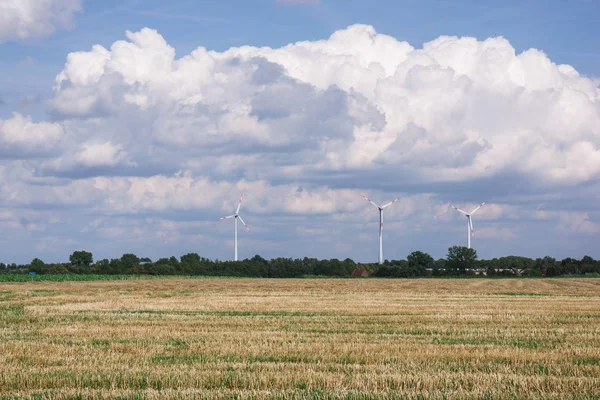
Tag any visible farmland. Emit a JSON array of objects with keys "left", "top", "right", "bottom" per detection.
[{"left": 0, "top": 278, "right": 599, "bottom": 399}]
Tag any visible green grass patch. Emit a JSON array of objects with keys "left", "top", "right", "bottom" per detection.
[
  {"left": 573, "top": 357, "right": 600, "bottom": 366},
  {"left": 0, "top": 274, "right": 158, "bottom": 282}
]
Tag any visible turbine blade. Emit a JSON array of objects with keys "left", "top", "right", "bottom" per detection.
[
  {"left": 469, "top": 217, "right": 474, "bottom": 236},
  {"left": 451, "top": 205, "right": 468, "bottom": 215},
  {"left": 236, "top": 193, "right": 244, "bottom": 214},
  {"left": 470, "top": 202, "right": 486, "bottom": 215},
  {"left": 361, "top": 194, "right": 381, "bottom": 208},
  {"left": 382, "top": 197, "right": 400, "bottom": 209},
  {"left": 219, "top": 215, "right": 235, "bottom": 220},
  {"left": 238, "top": 215, "right": 250, "bottom": 232}
]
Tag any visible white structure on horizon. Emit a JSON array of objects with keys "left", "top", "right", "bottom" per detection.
[
  {"left": 361, "top": 194, "right": 400, "bottom": 265},
  {"left": 451, "top": 202, "right": 485, "bottom": 249},
  {"left": 219, "top": 194, "right": 250, "bottom": 261}
]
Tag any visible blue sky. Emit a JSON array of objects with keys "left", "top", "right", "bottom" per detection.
[{"left": 1, "top": 0, "right": 599, "bottom": 264}]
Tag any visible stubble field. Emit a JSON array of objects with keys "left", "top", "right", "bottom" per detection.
[{"left": 0, "top": 277, "right": 599, "bottom": 399}]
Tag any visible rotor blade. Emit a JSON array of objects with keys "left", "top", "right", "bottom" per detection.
[
  {"left": 470, "top": 202, "right": 486, "bottom": 215},
  {"left": 381, "top": 197, "right": 400, "bottom": 209},
  {"left": 219, "top": 215, "right": 235, "bottom": 220},
  {"left": 237, "top": 215, "right": 250, "bottom": 232},
  {"left": 236, "top": 193, "right": 244, "bottom": 214},
  {"left": 469, "top": 216, "right": 474, "bottom": 236},
  {"left": 361, "top": 194, "right": 381, "bottom": 209},
  {"left": 451, "top": 205, "right": 468, "bottom": 215}
]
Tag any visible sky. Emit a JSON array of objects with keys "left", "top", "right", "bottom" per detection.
[{"left": 0, "top": 0, "right": 599, "bottom": 264}]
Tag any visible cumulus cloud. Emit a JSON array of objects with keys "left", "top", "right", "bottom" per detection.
[
  {"left": 45, "top": 25, "right": 600, "bottom": 188},
  {"left": 0, "top": 0, "right": 82, "bottom": 43},
  {"left": 1, "top": 24, "right": 599, "bottom": 261},
  {"left": 75, "top": 141, "right": 129, "bottom": 167},
  {"left": 39, "top": 141, "right": 136, "bottom": 177},
  {"left": 0, "top": 113, "right": 64, "bottom": 157}
]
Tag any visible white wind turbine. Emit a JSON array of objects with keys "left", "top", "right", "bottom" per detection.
[
  {"left": 361, "top": 194, "right": 400, "bottom": 265},
  {"left": 219, "top": 194, "right": 250, "bottom": 261},
  {"left": 451, "top": 202, "right": 485, "bottom": 249}
]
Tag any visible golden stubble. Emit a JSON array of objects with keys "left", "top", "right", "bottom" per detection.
[{"left": 0, "top": 278, "right": 599, "bottom": 399}]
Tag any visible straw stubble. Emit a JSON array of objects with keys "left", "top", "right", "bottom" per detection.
[{"left": 0, "top": 278, "right": 599, "bottom": 399}]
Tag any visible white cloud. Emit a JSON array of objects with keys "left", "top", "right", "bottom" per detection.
[
  {"left": 0, "top": 113, "right": 64, "bottom": 157},
  {"left": 535, "top": 210, "right": 600, "bottom": 235},
  {"left": 1, "top": 24, "right": 599, "bottom": 261},
  {"left": 75, "top": 141, "right": 130, "bottom": 168},
  {"left": 44, "top": 25, "right": 600, "bottom": 188},
  {"left": 0, "top": 0, "right": 82, "bottom": 43}
]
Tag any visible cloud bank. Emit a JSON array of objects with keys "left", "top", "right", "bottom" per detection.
[
  {"left": 1, "top": 24, "right": 599, "bottom": 262},
  {"left": 0, "top": 0, "right": 82, "bottom": 43},
  {"left": 48, "top": 25, "right": 600, "bottom": 185}
]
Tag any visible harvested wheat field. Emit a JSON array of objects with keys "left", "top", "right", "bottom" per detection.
[{"left": 0, "top": 277, "right": 599, "bottom": 399}]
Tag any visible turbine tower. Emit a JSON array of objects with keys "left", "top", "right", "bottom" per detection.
[
  {"left": 219, "top": 194, "right": 250, "bottom": 261},
  {"left": 361, "top": 194, "right": 400, "bottom": 265},
  {"left": 451, "top": 202, "right": 485, "bottom": 249}
]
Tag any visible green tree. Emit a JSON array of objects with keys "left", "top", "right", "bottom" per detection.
[
  {"left": 29, "top": 258, "right": 46, "bottom": 274},
  {"left": 328, "top": 259, "right": 348, "bottom": 276},
  {"left": 495, "top": 256, "right": 533, "bottom": 275},
  {"left": 121, "top": 254, "right": 140, "bottom": 270},
  {"left": 250, "top": 255, "right": 267, "bottom": 264},
  {"left": 47, "top": 263, "right": 69, "bottom": 274},
  {"left": 534, "top": 256, "right": 556, "bottom": 277},
  {"left": 446, "top": 246, "right": 477, "bottom": 274},
  {"left": 181, "top": 253, "right": 201, "bottom": 265},
  {"left": 342, "top": 258, "right": 357, "bottom": 275},
  {"left": 580, "top": 256, "right": 597, "bottom": 274},
  {"left": 69, "top": 250, "right": 93, "bottom": 267},
  {"left": 302, "top": 257, "right": 318, "bottom": 276},
  {"left": 433, "top": 258, "right": 446, "bottom": 276},
  {"left": 407, "top": 251, "right": 434, "bottom": 275},
  {"left": 180, "top": 253, "right": 205, "bottom": 275},
  {"left": 95, "top": 259, "right": 110, "bottom": 274}
]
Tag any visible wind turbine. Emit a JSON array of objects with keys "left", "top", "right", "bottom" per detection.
[
  {"left": 219, "top": 194, "right": 250, "bottom": 261},
  {"left": 361, "top": 194, "right": 400, "bottom": 265},
  {"left": 451, "top": 202, "right": 485, "bottom": 249}
]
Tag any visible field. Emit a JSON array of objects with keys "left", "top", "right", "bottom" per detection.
[{"left": 1, "top": 278, "right": 599, "bottom": 399}]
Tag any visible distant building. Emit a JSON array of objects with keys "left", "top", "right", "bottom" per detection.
[{"left": 351, "top": 268, "right": 369, "bottom": 278}]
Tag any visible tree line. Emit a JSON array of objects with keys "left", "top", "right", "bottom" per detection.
[{"left": 1, "top": 246, "right": 599, "bottom": 278}]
